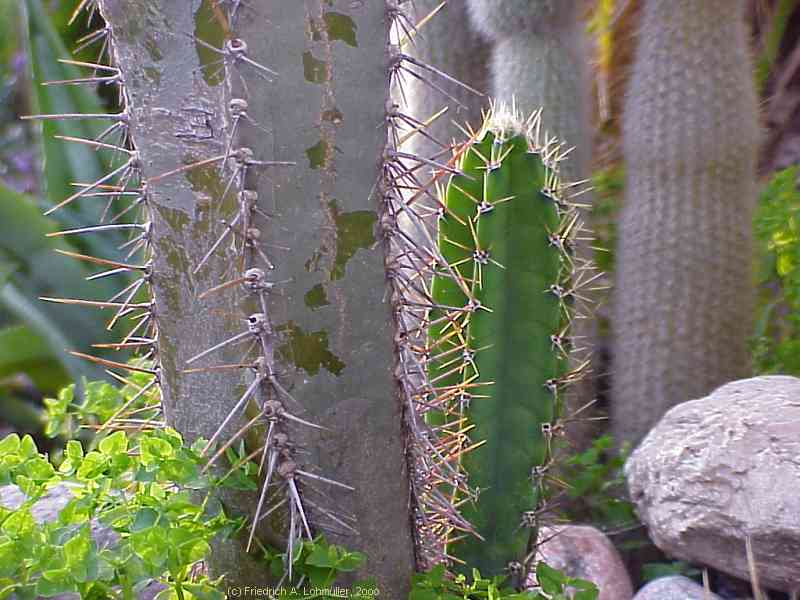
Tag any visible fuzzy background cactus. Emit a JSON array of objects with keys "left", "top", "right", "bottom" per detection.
[
  {"left": 612, "top": 0, "right": 761, "bottom": 449},
  {"left": 465, "top": 0, "right": 591, "bottom": 187}
]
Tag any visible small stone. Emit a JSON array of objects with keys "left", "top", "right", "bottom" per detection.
[
  {"left": 625, "top": 376, "right": 800, "bottom": 592},
  {"left": 525, "top": 524, "right": 634, "bottom": 600},
  {"left": 633, "top": 575, "right": 722, "bottom": 599}
]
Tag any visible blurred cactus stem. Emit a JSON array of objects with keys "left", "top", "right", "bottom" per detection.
[{"left": 613, "top": 0, "right": 760, "bottom": 448}]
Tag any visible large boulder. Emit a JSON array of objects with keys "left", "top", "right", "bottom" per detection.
[
  {"left": 625, "top": 376, "right": 800, "bottom": 592},
  {"left": 525, "top": 524, "right": 634, "bottom": 600}
]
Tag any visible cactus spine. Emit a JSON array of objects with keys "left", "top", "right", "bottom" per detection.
[
  {"left": 613, "top": 0, "right": 760, "bottom": 448},
  {"left": 429, "top": 106, "right": 594, "bottom": 578}
]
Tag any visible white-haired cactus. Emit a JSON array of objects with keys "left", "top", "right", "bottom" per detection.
[
  {"left": 612, "top": 0, "right": 760, "bottom": 448},
  {"left": 465, "top": 0, "right": 591, "bottom": 185}
]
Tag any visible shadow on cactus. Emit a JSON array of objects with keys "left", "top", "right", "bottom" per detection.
[{"left": 427, "top": 104, "right": 599, "bottom": 580}]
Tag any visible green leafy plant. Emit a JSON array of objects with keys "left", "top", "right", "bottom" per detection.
[
  {"left": 561, "top": 435, "right": 636, "bottom": 529},
  {"left": 1, "top": 370, "right": 600, "bottom": 598},
  {"left": 753, "top": 166, "right": 800, "bottom": 375},
  {"left": 1, "top": 373, "right": 382, "bottom": 598},
  {"left": 262, "top": 538, "right": 368, "bottom": 592},
  {"left": 0, "top": 1, "right": 138, "bottom": 436},
  {"left": 410, "top": 563, "right": 598, "bottom": 600},
  {"left": 0, "top": 427, "right": 232, "bottom": 598}
]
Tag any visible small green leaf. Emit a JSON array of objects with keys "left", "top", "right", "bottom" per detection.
[
  {"left": 63, "top": 529, "right": 91, "bottom": 567},
  {"left": 98, "top": 430, "right": 128, "bottom": 455},
  {"left": 76, "top": 451, "right": 106, "bottom": 480},
  {"left": 159, "top": 458, "right": 197, "bottom": 483},
  {"left": 1, "top": 509, "right": 34, "bottom": 538},
  {"left": 19, "top": 436, "right": 37, "bottom": 459},
  {"left": 336, "top": 550, "right": 365, "bottom": 571},
  {"left": 22, "top": 457, "right": 55, "bottom": 481},
  {"left": 65, "top": 440, "right": 83, "bottom": 461},
  {"left": 130, "top": 526, "right": 168, "bottom": 567},
  {"left": 306, "top": 544, "right": 335, "bottom": 568},
  {"left": 185, "top": 539, "right": 211, "bottom": 563},
  {"left": 58, "top": 497, "right": 92, "bottom": 526},
  {"left": 536, "top": 562, "right": 566, "bottom": 596},
  {"left": 0, "top": 540, "right": 17, "bottom": 577},
  {"left": 0, "top": 434, "right": 20, "bottom": 456},
  {"left": 139, "top": 436, "right": 174, "bottom": 465},
  {"left": 41, "top": 566, "right": 72, "bottom": 583},
  {"left": 131, "top": 507, "right": 159, "bottom": 532}
]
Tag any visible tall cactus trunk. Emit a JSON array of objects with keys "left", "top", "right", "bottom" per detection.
[
  {"left": 96, "top": 0, "right": 415, "bottom": 592},
  {"left": 612, "top": 0, "right": 760, "bottom": 449}
]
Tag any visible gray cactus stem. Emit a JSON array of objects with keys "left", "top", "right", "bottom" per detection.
[{"left": 96, "top": 0, "right": 416, "bottom": 593}]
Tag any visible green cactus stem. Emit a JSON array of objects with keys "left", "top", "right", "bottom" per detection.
[
  {"left": 465, "top": 0, "right": 598, "bottom": 444},
  {"left": 429, "top": 106, "right": 592, "bottom": 578}
]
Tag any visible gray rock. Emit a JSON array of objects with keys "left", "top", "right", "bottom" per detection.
[
  {"left": 525, "top": 524, "right": 634, "bottom": 600},
  {"left": 625, "top": 376, "right": 800, "bottom": 592},
  {"left": 634, "top": 575, "right": 722, "bottom": 599}
]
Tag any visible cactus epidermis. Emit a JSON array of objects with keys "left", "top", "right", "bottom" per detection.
[{"left": 429, "top": 104, "right": 593, "bottom": 577}]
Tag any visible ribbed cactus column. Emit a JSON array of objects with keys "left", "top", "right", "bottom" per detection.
[
  {"left": 612, "top": 0, "right": 760, "bottom": 448},
  {"left": 466, "top": 0, "right": 597, "bottom": 442},
  {"left": 429, "top": 107, "right": 588, "bottom": 579}
]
